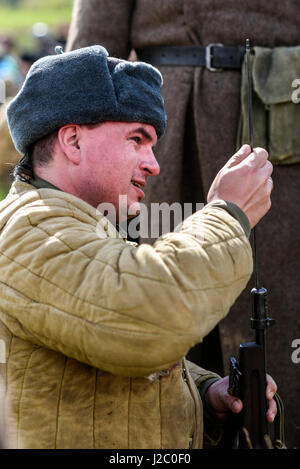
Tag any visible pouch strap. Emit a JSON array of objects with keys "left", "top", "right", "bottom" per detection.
[{"left": 272, "top": 392, "right": 287, "bottom": 449}]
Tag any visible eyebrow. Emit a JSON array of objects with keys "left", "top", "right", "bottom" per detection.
[{"left": 129, "top": 127, "right": 157, "bottom": 146}]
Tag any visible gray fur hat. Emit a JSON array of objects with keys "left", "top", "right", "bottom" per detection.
[{"left": 6, "top": 45, "right": 166, "bottom": 155}]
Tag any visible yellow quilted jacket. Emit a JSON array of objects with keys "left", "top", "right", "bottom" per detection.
[{"left": 0, "top": 180, "right": 252, "bottom": 448}]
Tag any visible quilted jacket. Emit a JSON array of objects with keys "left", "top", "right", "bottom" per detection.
[{"left": 0, "top": 179, "right": 252, "bottom": 448}]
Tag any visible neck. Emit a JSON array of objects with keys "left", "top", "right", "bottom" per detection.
[{"left": 34, "top": 164, "right": 74, "bottom": 194}]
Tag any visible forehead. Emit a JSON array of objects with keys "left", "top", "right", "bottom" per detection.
[{"left": 91, "top": 121, "right": 157, "bottom": 143}]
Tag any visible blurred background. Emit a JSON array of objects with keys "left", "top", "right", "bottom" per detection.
[{"left": 0, "top": 0, "right": 73, "bottom": 199}]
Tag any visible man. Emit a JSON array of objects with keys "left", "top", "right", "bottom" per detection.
[
  {"left": 66, "top": 0, "right": 300, "bottom": 448},
  {"left": 0, "top": 45, "right": 275, "bottom": 449}
]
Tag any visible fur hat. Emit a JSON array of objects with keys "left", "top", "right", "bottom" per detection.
[{"left": 6, "top": 45, "right": 166, "bottom": 155}]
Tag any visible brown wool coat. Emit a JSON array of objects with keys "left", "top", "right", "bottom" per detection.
[{"left": 67, "top": 0, "right": 300, "bottom": 448}]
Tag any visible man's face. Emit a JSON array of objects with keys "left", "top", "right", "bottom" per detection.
[{"left": 76, "top": 121, "right": 160, "bottom": 221}]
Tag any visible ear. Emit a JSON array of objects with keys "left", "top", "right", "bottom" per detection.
[{"left": 57, "top": 125, "right": 82, "bottom": 165}]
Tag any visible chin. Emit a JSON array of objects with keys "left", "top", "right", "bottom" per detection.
[{"left": 127, "top": 201, "right": 141, "bottom": 218}]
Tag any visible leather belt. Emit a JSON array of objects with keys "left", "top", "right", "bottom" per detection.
[{"left": 136, "top": 44, "right": 246, "bottom": 71}]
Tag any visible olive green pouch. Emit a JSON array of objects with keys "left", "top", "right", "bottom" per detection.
[{"left": 237, "top": 46, "right": 300, "bottom": 165}]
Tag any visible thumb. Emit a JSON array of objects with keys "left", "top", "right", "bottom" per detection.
[
  {"left": 226, "top": 144, "right": 252, "bottom": 169},
  {"left": 223, "top": 393, "right": 243, "bottom": 414},
  {"left": 229, "top": 396, "right": 243, "bottom": 414}
]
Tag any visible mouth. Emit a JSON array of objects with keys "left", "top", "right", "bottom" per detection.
[
  {"left": 131, "top": 180, "right": 146, "bottom": 199},
  {"left": 132, "top": 181, "right": 144, "bottom": 189}
]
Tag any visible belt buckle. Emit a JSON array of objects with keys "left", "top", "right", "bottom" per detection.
[{"left": 205, "top": 43, "right": 224, "bottom": 72}]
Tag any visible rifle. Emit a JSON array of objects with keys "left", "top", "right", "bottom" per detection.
[{"left": 226, "top": 39, "right": 278, "bottom": 449}]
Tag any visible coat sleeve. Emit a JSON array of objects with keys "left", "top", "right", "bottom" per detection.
[
  {"left": 185, "top": 359, "right": 226, "bottom": 448},
  {"left": 0, "top": 196, "right": 252, "bottom": 377},
  {"left": 66, "top": 0, "right": 135, "bottom": 58}
]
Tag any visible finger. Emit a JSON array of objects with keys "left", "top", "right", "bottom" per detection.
[
  {"left": 266, "top": 177, "right": 274, "bottom": 193},
  {"left": 226, "top": 144, "right": 252, "bottom": 168},
  {"left": 250, "top": 147, "right": 269, "bottom": 167},
  {"left": 267, "top": 398, "right": 277, "bottom": 423},
  {"left": 259, "top": 161, "right": 273, "bottom": 188},
  {"left": 264, "top": 159, "right": 274, "bottom": 177},
  {"left": 266, "top": 374, "right": 277, "bottom": 399}
]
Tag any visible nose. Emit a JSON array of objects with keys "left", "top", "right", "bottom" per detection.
[{"left": 140, "top": 150, "right": 160, "bottom": 177}]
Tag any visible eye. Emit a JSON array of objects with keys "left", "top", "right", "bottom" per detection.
[{"left": 130, "top": 136, "right": 142, "bottom": 144}]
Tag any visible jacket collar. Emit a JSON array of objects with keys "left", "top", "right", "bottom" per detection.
[{"left": 24, "top": 175, "right": 62, "bottom": 192}]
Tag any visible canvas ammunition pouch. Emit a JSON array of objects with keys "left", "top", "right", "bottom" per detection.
[
  {"left": 237, "top": 46, "right": 300, "bottom": 165},
  {"left": 137, "top": 44, "right": 300, "bottom": 165}
]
